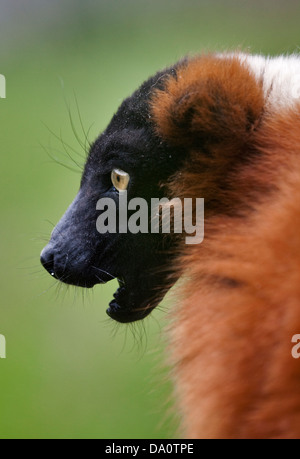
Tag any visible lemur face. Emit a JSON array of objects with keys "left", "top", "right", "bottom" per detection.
[
  {"left": 40, "top": 65, "right": 184, "bottom": 323},
  {"left": 41, "top": 54, "right": 265, "bottom": 323}
]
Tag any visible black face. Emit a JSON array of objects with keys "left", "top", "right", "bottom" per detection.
[{"left": 40, "top": 65, "right": 185, "bottom": 323}]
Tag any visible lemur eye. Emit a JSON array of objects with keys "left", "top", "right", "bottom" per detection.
[{"left": 111, "top": 168, "right": 130, "bottom": 191}]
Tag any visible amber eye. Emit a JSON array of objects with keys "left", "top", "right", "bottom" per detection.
[{"left": 111, "top": 168, "right": 130, "bottom": 191}]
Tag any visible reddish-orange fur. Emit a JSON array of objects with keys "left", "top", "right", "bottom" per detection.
[{"left": 152, "top": 55, "right": 300, "bottom": 438}]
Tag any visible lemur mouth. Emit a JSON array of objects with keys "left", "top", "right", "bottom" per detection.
[{"left": 106, "top": 277, "right": 156, "bottom": 323}]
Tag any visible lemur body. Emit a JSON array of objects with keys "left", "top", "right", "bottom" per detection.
[{"left": 41, "top": 52, "right": 300, "bottom": 438}]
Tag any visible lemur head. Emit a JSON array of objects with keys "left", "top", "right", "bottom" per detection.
[
  {"left": 41, "top": 64, "right": 186, "bottom": 323},
  {"left": 40, "top": 54, "right": 264, "bottom": 323}
]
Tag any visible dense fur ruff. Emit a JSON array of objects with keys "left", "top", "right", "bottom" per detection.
[
  {"left": 151, "top": 54, "right": 300, "bottom": 438},
  {"left": 41, "top": 51, "right": 300, "bottom": 438}
]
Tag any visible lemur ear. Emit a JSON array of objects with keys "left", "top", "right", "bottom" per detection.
[
  {"left": 150, "top": 55, "right": 266, "bottom": 217},
  {"left": 150, "top": 55, "right": 264, "bottom": 155}
]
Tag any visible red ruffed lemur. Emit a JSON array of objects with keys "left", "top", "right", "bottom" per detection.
[{"left": 41, "top": 52, "right": 300, "bottom": 439}]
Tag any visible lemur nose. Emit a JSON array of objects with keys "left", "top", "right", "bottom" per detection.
[{"left": 40, "top": 245, "right": 56, "bottom": 277}]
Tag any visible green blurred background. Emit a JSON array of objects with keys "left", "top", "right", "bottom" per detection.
[{"left": 0, "top": 0, "right": 299, "bottom": 439}]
